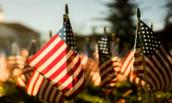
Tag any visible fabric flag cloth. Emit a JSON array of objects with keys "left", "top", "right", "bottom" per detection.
[
  {"left": 27, "top": 70, "right": 65, "bottom": 103},
  {"left": 16, "top": 40, "right": 37, "bottom": 87},
  {"left": 80, "top": 54, "right": 101, "bottom": 87},
  {"left": 97, "top": 35, "right": 121, "bottom": 88},
  {"left": 80, "top": 53, "right": 88, "bottom": 67},
  {"left": 119, "top": 50, "right": 145, "bottom": 87},
  {"left": 120, "top": 51, "right": 134, "bottom": 77},
  {"left": 134, "top": 20, "right": 172, "bottom": 93},
  {"left": 8, "top": 42, "right": 23, "bottom": 69},
  {"left": 0, "top": 53, "right": 10, "bottom": 82},
  {"left": 16, "top": 62, "right": 33, "bottom": 87},
  {"left": 19, "top": 40, "right": 65, "bottom": 103},
  {"left": 7, "top": 42, "right": 26, "bottom": 79},
  {"left": 8, "top": 55, "right": 25, "bottom": 70},
  {"left": 26, "top": 14, "right": 85, "bottom": 99},
  {"left": 8, "top": 43, "right": 24, "bottom": 70}
]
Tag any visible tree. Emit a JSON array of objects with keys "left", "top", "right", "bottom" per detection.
[
  {"left": 105, "top": 0, "right": 137, "bottom": 55},
  {"left": 165, "top": 0, "right": 172, "bottom": 26}
]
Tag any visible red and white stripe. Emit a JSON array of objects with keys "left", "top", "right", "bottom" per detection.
[
  {"left": 16, "top": 74, "right": 26, "bottom": 87},
  {"left": 27, "top": 34, "right": 85, "bottom": 98},
  {"left": 100, "top": 56, "right": 121, "bottom": 88},
  {"left": 144, "top": 46, "right": 172, "bottom": 92},
  {"left": 8, "top": 55, "right": 25, "bottom": 69},
  {"left": 80, "top": 55, "right": 101, "bottom": 87},
  {"left": 26, "top": 70, "right": 65, "bottom": 103},
  {"left": 120, "top": 51, "right": 134, "bottom": 77},
  {"left": 121, "top": 50, "right": 145, "bottom": 88},
  {"left": 80, "top": 53, "right": 88, "bottom": 67},
  {"left": 16, "top": 63, "right": 33, "bottom": 87}
]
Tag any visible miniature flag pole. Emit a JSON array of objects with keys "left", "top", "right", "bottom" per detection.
[
  {"left": 150, "top": 23, "right": 153, "bottom": 30},
  {"left": 104, "top": 26, "right": 107, "bottom": 35},
  {"left": 136, "top": 8, "right": 151, "bottom": 103},
  {"left": 49, "top": 30, "right": 53, "bottom": 39},
  {"left": 65, "top": 4, "right": 76, "bottom": 103},
  {"left": 65, "top": 3, "right": 69, "bottom": 15}
]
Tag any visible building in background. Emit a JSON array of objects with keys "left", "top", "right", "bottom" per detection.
[{"left": 0, "top": 6, "right": 40, "bottom": 55}]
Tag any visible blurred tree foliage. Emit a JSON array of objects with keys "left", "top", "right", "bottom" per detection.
[
  {"left": 165, "top": 0, "right": 172, "bottom": 26},
  {"left": 105, "top": 0, "right": 137, "bottom": 54}
]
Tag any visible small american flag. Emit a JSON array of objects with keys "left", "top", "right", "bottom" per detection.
[
  {"left": 120, "top": 51, "right": 134, "bottom": 77},
  {"left": 80, "top": 54, "right": 101, "bottom": 87},
  {"left": 119, "top": 50, "right": 145, "bottom": 88},
  {"left": 8, "top": 55, "right": 25, "bottom": 70},
  {"left": 8, "top": 42, "right": 24, "bottom": 70},
  {"left": 98, "top": 35, "right": 121, "bottom": 88},
  {"left": 26, "top": 14, "right": 85, "bottom": 99},
  {"left": 20, "top": 41, "right": 65, "bottom": 103},
  {"left": 28, "top": 70, "right": 65, "bottom": 103},
  {"left": 59, "top": 14, "right": 78, "bottom": 52},
  {"left": 16, "top": 40, "right": 37, "bottom": 87},
  {"left": 134, "top": 20, "right": 172, "bottom": 92}
]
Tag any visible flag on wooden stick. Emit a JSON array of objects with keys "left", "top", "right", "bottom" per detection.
[
  {"left": 16, "top": 40, "right": 37, "bottom": 87},
  {"left": 120, "top": 51, "right": 134, "bottom": 77},
  {"left": 118, "top": 50, "right": 145, "bottom": 87},
  {"left": 23, "top": 41, "right": 65, "bottom": 103},
  {"left": 80, "top": 54, "right": 101, "bottom": 87},
  {"left": 28, "top": 70, "right": 65, "bottom": 103},
  {"left": 97, "top": 33, "right": 121, "bottom": 88},
  {"left": 8, "top": 43, "right": 25, "bottom": 80},
  {"left": 134, "top": 19, "right": 172, "bottom": 93},
  {"left": 8, "top": 43, "right": 25, "bottom": 70},
  {"left": 26, "top": 11, "right": 85, "bottom": 99}
]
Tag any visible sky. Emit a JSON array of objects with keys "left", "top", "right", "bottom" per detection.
[{"left": 0, "top": 0, "right": 167, "bottom": 40}]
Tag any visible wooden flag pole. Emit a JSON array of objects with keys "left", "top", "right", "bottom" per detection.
[
  {"left": 64, "top": 4, "right": 69, "bottom": 20},
  {"left": 111, "top": 32, "right": 116, "bottom": 42},
  {"left": 150, "top": 23, "right": 153, "bottom": 30},
  {"left": 65, "top": 4, "right": 69, "bottom": 15},
  {"left": 65, "top": 4, "right": 76, "bottom": 103},
  {"left": 111, "top": 32, "right": 117, "bottom": 56},
  {"left": 137, "top": 8, "right": 151, "bottom": 103},
  {"left": 104, "top": 26, "right": 107, "bottom": 35},
  {"left": 28, "top": 40, "right": 37, "bottom": 56},
  {"left": 49, "top": 30, "right": 53, "bottom": 39},
  {"left": 137, "top": 8, "right": 141, "bottom": 19}
]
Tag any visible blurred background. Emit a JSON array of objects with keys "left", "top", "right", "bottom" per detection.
[
  {"left": 0, "top": 0, "right": 171, "bottom": 55},
  {"left": 0, "top": 0, "right": 171, "bottom": 103}
]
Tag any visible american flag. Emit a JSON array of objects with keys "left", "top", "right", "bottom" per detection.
[
  {"left": 20, "top": 41, "right": 65, "bottom": 103},
  {"left": 26, "top": 14, "right": 85, "bottom": 99},
  {"left": 8, "top": 42, "right": 25, "bottom": 70},
  {"left": 117, "top": 50, "right": 145, "bottom": 87},
  {"left": 80, "top": 53, "right": 88, "bottom": 68},
  {"left": 98, "top": 35, "right": 121, "bottom": 88},
  {"left": 8, "top": 43, "right": 26, "bottom": 81},
  {"left": 16, "top": 40, "right": 37, "bottom": 87},
  {"left": 120, "top": 51, "right": 134, "bottom": 77},
  {"left": 16, "top": 62, "right": 32, "bottom": 87},
  {"left": 134, "top": 20, "right": 172, "bottom": 92},
  {"left": 129, "top": 71, "right": 145, "bottom": 88},
  {"left": 80, "top": 54, "right": 101, "bottom": 87},
  {"left": 8, "top": 55, "right": 25, "bottom": 70},
  {"left": 59, "top": 14, "right": 78, "bottom": 52},
  {"left": 28, "top": 70, "right": 65, "bottom": 103}
]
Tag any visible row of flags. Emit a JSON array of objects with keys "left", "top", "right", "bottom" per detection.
[
  {"left": 134, "top": 19, "right": 172, "bottom": 92},
  {"left": 6, "top": 7, "right": 172, "bottom": 103}
]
